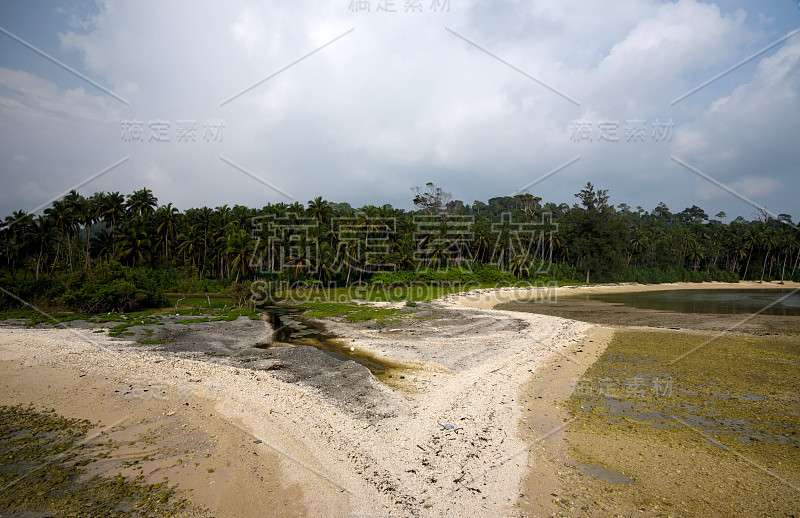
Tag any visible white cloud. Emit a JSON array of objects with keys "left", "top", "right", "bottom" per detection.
[
  {"left": 674, "top": 37, "right": 800, "bottom": 203},
  {"left": 0, "top": 66, "right": 119, "bottom": 123},
  {"left": 231, "top": 6, "right": 269, "bottom": 61},
  {"left": 0, "top": 0, "right": 797, "bottom": 218}
]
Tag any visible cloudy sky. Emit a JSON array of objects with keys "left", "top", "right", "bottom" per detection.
[{"left": 1, "top": 0, "right": 798, "bottom": 220}]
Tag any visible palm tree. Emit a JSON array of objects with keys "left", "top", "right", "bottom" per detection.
[
  {"left": 759, "top": 228, "right": 778, "bottom": 282},
  {"left": 230, "top": 205, "right": 252, "bottom": 231},
  {"left": 549, "top": 229, "right": 567, "bottom": 263},
  {"left": 126, "top": 188, "right": 158, "bottom": 219},
  {"left": 215, "top": 205, "right": 231, "bottom": 229},
  {"left": 63, "top": 190, "right": 86, "bottom": 272},
  {"left": 210, "top": 207, "right": 233, "bottom": 278},
  {"left": 777, "top": 229, "right": 793, "bottom": 284},
  {"left": 24, "top": 215, "right": 53, "bottom": 280},
  {"left": 307, "top": 197, "right": 333, "bottom": 226},
  {"left": 285, "top": 232, "right": 313, "bottom": 280},
  {"left": 790, "top": 229, "right": 800, "bottom": 281},
  {"left": 472, "top": 219, "right": 493, "bottom": 263},
  {"left": 2, "top": 211, "right": 31, "bottom": 279},
  {"left": 176, "top": 225, "right": 203, "bottom": 270},
  {"left": 627, "top": 227, "right": 649, "bottom": 266},
  {"left": 315, "top": 242, "right": 336, "bottom": 284},
  {"left": 154, "top": 203, "right": 179, "bottom": 262},
  {"left": 492, "top": 219, "right": 513, "bottom": 270},
  {"left": 685, "top": 238, "right": 704, "bottom": 271},
  {"left": 194, "top": 207, "right": 214, "bottom": 276},
  {"left": 510, "top": 254, "right": 530, "bottom": 278},
  {"left": 391, "top": 234, "right": 417, "bottom": 271},
  {"left": 741, "top": 227, "right": 759, "bottom": 280},
  {"left": 225, "top": 228, "right": 253, "bottom": 282},
  {"left": 79, "top": 193, "right": 101, "bottom": 271},
  {"left": 337, "top": 227, "right": 362, "bottom": 285},
  {"left": 726, "top": 234, "right": 747, "bottom": 274},
  {"left": 90, "top": 228, "right": 115, "bottom": 263},
  {"left": 680, "top": 231, "right": 696, "bottom": 269},
  {"left": 426, "top": 238, "right": 450, "bottom": 269},
  {"left": 118, "top": 221, "right": 152, "bottom": 267},
  {"left": 101, "top": 192, "right": 126, "bottom": 253},
  {"left": 44, "top": 199, "right": 75, "bottom": 274}
]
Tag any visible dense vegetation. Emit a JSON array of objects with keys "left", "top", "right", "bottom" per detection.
[{"left": 1, "top": 182, "right": 797, "bottom": 312}]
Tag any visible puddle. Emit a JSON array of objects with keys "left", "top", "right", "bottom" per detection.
[
  {"left": 573, "top": 461, "right": 635, "bottom": 485},
  {"left": 594, "top": 395, "right": 800, "bottom": 446},
  {"left": 257, "top": 304, "right": 395, "bottom": 374}
]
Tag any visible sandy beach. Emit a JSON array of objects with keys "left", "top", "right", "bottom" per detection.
[{"left": 1, "top": 281, "right": 796, "bottom": 516}]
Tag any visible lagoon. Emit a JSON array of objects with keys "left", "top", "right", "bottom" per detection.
[{"left": 574, "top": 288, "right": 800, "bottom": 316}]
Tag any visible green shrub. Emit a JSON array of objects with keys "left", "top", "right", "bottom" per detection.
[{"left": 56, "top": 261, "right": 168, "bottom": 312}]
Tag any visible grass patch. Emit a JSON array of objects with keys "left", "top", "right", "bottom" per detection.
[
  {"left": 299, "top": 301, "right": 413, "bottom": 325},
  {"left": 107, "top": 315, "right": 162, "bottom": 338},
  {"left": 136, "top": 339, "right": 172, "bottom": 345}
]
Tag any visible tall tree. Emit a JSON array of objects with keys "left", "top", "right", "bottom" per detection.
[
  {"left": 126, "top": 188, "right": 158, "bottom": 218},
  {"left": 563, "top": 183, "right": 628, "bottom": 283},
  {"left": 44, "top": 199, "right": 75, "bottom": 274},
  {"left": 154, "top": 203, "right": 179, "bottom": 262},
  {"left": 101, "top": 192, "right": 126, "bottom": 254},
  {"left": 412, "top": 182, "right": 452, "bottom": 217},
  {"left": 24, "top": 215, "right": 53, "bottom": 280}
]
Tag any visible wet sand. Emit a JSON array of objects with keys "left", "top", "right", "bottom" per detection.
[
  {"left": 0, "top": 329, "right": 306, "bottom": 517},
  {"left": 515, "top": 326, "right": 615, "bottom": 516}
]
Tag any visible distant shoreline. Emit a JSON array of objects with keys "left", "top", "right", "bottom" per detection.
[{"left": 445, "top": 280, "right": 800, "bottom": 310}]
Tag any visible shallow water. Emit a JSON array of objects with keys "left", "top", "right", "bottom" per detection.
[
  {"left": 571, "top": 288, "right": 800, "bottom": 316},
  {"left": 258, "top": 305, "right": 391, "bottom": 373}
]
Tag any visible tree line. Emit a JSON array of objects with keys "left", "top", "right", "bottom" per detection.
[{"left": 1, "top": 182, "right": 798, "bottom": 310}]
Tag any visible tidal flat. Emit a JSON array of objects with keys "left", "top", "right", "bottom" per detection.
[
  {"left": 0, "top": 405, "right": 198, "bottom": 517},
  {"left": 502, "top": 286, "right": 800, "bottom": 516},
  {"left": 563, "top": 328, "right": 800, "bottom": 516}
]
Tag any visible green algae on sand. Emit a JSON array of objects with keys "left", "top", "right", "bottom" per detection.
[
  {"left": 559, "top": 328, "right": 800, "bottom": 516},
  {"left": 0, "top": 405, "right": 201, "bottom": 518}
]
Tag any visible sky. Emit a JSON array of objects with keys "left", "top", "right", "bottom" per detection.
[{"left": 0, "top": 0, "right": 798, "bottom": 221}]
